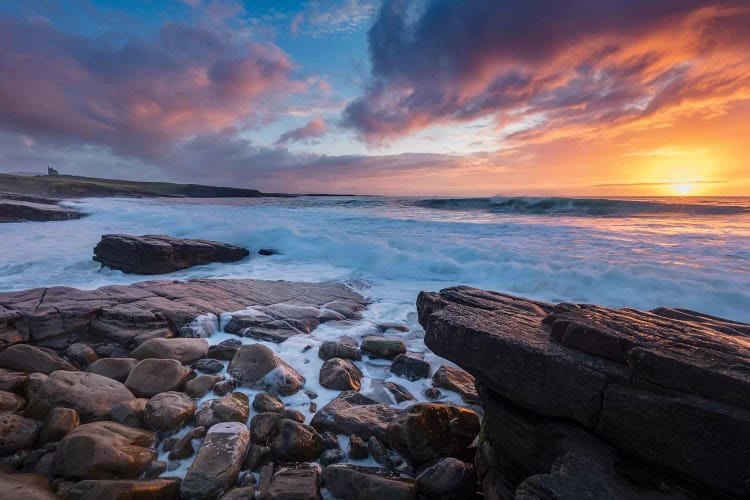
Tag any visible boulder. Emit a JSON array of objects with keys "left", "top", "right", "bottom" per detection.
[
  {"left": 321, "top": 464, "right": 417, "bottom": 500},
  {"left": 310, "top": 391, "right": 400, "bottom": 442},
  {"left": 319, "top": 358, "right": 363, "bottom": 391},
  {"left": 207, "top": 339, "right": 242, "bottom": 361},
  {"left": 40, "top": 407, "right": 80, "bottom": 443},
  {"left": 59, "top": 478, "right": 181, "bottom": 499},
  {"left": 131, "top": 338, "right": 209, "bottom": 364},
  {"left": 92, "top": 234, "right": 250, "bottom": 274},
  {"left": 24, "top": 372, "right": 48, "bottom": 401},
  {"left": 386, "top": 403, "right": 480, "bottom": 468},
  {"left": 417, "top": 458, "right": 478, "bottom": 500},
  {"left": 143, "top": 391, "right": 196, "bottom": 432},
  {"left": 24, "top": 370, "right": 135, "bottom": 423},
  {"left": 0, "top": 413, "right": 41, "bottom": 455},
  {"left": 432, "top": 365, "right": 479, "bottom": 405},
  {"left": 250, "top": 412, "right": 284, "bottom": 445},
  {"left": 220, "top": 486, "right": 256, "bottom": 500},
  {"left": 227, "top": 344, "right": 305, "bottom": 396},
  {"left": 66, "top": 343, "right": 98, "bottom": 368},
  {"left": 181, "top": 422, "right": 250, "bottom": 499},
  {"left": 168, "top": 426, "right": 206, "bottom": 460},
  {"left": 245, "top": 444, "right": 271, "bottom": 471},
  {"left": 193, "top": 358, "right": 223, "bottom": 374},
  {"left": 111, "top": 398, "right": 148, "bottom": 428},
  {"left": 224, "top": 303, "right": 325, "bottom": 343},
  {"left": 360, "top": 337, "right": 406, "bottom": 360},
  {"left": 86, "top": 358, "right": 137, "bottom": 382},
  {"left": 54, "top": 421, "right": 157, "bottom": 479},
  {"left": 269, "top": 419, "right": 323, "bottom": 462},
  {"left": 262, "top": 463, "right": 321, "bottom": 500},
  {"left": 383, "top": 382, "right": 415, "bottom": 404},
  {"left": 0, "top": 471, "right": 57, "bottom": 500},
  {"left": 194, "top": 393, "right": 250, "bottom": 428},
  {"left": 0, "top": 390, "right": 25, "bottom": 412},
  {"left": 0, "top": 368, "right": 27, "bottom": 393},
  {"left": 348, "top": 435, "right": 369, "bottom": 460},
  {"left": 253, "top": 392, "right": 284, "bottom": 413},
  {"left": 124, "top": 359, "right": 192, "bottom": 398},
  {"left": 186, "top": 374, "right": 222, "bottom": 398},
  {"left": 367, "top": 436, "right": 394, "bottom": 470},
  {"left": 0, "top": 344, "right": 75, "bottom": 374},
  {"left": 389, "top": 354, "right": 430, "bottom": 381},
  {"left": 318, "top": 338, "right": 361, "bottom": 361}
]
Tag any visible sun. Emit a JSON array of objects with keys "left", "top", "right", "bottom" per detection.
[{"left": 670, "top": 182, "right": 696, "bottom": 196}]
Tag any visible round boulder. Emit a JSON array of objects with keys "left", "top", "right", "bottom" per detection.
[
  {"left": 269, "top": 418, "right": 323, "bottom": 462},
  {"left": 227, "top": 344, "right": 305, "bottom": 396},
  {"left": 144, "top": 391, "right": 196, "bottom": 432},
  {"left": 194, "top": 393, "right": 250, "bottom": 429},
  {"left": 0, "top": 413, "right": 41, "bottom": 455},
  {"left": 124, "top": 358, "right": 192, "bottom": 398},
  {"left": 130, "top": 338, "right": 209, "bottom": 364},
  {"left": 0, "top": 344, "right": 75, "bottom": 374},
  {"left": 86, "top": 358, "right": 137, "bottom": 383},
  {"left": 319, "top": 358, "right": 363, "bottom": 391}
]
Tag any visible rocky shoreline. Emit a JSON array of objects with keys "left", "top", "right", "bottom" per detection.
[{"left": 0, "top": 192, "right": 81, "bottom": 223}]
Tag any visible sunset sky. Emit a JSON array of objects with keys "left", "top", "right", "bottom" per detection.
[{"left": 1, "top": 0, "right": 749, "bottom": 196}]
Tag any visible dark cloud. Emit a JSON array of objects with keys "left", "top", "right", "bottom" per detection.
[{"left": 276, "top": 117, "right": 327, "bottom": 145}]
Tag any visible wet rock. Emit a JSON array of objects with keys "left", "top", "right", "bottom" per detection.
[
  {"left": 65, "top": 343, "right": 98, "bottom": 369},
  {"left": 221, "top": 486, "right": 256, "bottom": 499},
  {"left": 269, "top": 419, "right": 323, "bottom": 462},
  {"left": 0, "top": 413, "right": 41, "bottom": 455},
  {"left": 144, "top": 460, "right": 168, "bottom": 479},
  {"left": 86, "top": 358, "right": 137, "bottom": 383},
  {"left": 60, "top": 478, "right": 181, "bottom": 499},
  {"left": 24, "top": 373, "right": 48, "bottom": 401},
  {"left": 186, "top": 374, "right": 223, "bottom": 398},
  {"left": 193, "top": 358, "right": 224, "bottom": 374},
  {"left": 0, "top": 390, "right": 25, "bottom": 412},
  {"left": 195, "top": 393, "right": 250, "bottom": 428},
  {"left": 282, "top": 409, "right": 305, "bottom": 423},
  {"left": 227, "top": 344, "right": 305, "bottom": 396},
  {"left": 258, "top": 248, "right": 279, "bottom": 256},
  {"left": 253, "top": 392, "right": 285, "bottom": 413},
  {"left": 348, "top": 435, "right": 368, "bottom": 460},
  {"left": 383, "top": 382, "right": 415, "bottom": 404},
  {"left": 360, "top": 337, "right": 406, "bottom": 360},
  {"left": 319, "top": 449, "right": 344, "bottom": 467},
  {"left": 207, "top": 339, "right": 242, "bottom": 361},
  {"left": 131, "top": 337, "right": 209, "bottom": 364},
  {"left": 431, "top": 365, "right": 479, "bottom": 405},
  {"left": 321, "top": 464, "right": 417, "bottom": 500},
  {"left": 417, "top": 458, "right": 478, "bottom": 500},
  {"left": 389, "top": 354, "right": 430, "bottom": 381},
  {"left": 143, "top": 391, "right": 196, "bottom": 432},
  {"left": 0, "top": 368, "right": 27, "bottom": 393},
  {"left": 34, "top": 452, "right": 57, "bottom": 480},
  {"left": 244, "top": 444, "right": 271, "bottom": 471},
  {"left": 168, "top": 426, "right": 206, "bottom": 460},
  {"left": 213, "top": 379, "right": 236, "bottom": 396},
  {"left": 263, "top": 463, "right": 321, "bottom": 500},
  {"left": 54, "top": 421, "right": 156, "bottom": 479},
  {"left": 0, "top": 471, "right": 57, "bottom": 500},
  {"left": 181, "top": 422, "right": 250, "bottom": 499},
  {"left": 0, "top": 344, "right": 75, "bottom": 374},
  {"left": 367, "top": 436, "right": 394, "bottom": 470},
  {"left": 93, "top": 234, "right": 250, "bottom": 274},
  {"left": 320, "top": 431, "right": 339, "bottom": 450},
  {"left": 124, "top": 358, "right": 192, "bottom": 398},
  {"left": 386, "top": 403, "right": 480, "bottom": 468},
  {"left": 424, "top": 387, "right": 441, "bottom": 400},
  {"left": 25, "top": 371, "right": 135, "bottom": 423},
  {"left": 40, "top": 407, "right": 79, "bottom": 444},
  {"left": 310, "top": 391, "right": 400, "bottom": 442},
  {"left": 224, "top": 304, "right": 322, "bottom": 343},
  {"left": 319, "top": 358, "right": 363, "bottom": 391},
  {"left": 318, "top": 337, "right": 361, "bottom": 361},
  {"left": 110, "top": 398, "right": 148, "bottom": 428}
]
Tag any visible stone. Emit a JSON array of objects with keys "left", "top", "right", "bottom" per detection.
[
  {"left": 253, "top": 391, "right": 285, "bottom": 413},
  {"left": 0, "top": 344, "right": 75, "bottom": 374},
  {"left": 320, "top": 431, "right": 339, "bottom": 450},
  {"left": 194, "top": 393, "right": 250, "bottom": 428},
  {"left": 54, "top": 421, "right": 157, "bottom": 479},
  {"left": 144, "top": 460, "right": 168, "bottom": 479},
  {"left": 86, "top": 358, "right": 137, "bottom": 382},
  {"left": 432, "top": 365, "right": 479, "bottom": 405},
  {"left": 251, "top": 410, "right": 283, "bottom": 445},
  {"left": 40, "top": 407, "right": 79, "bottom": 444},
  {"left": 24, "top": 373, "right": 48, "bottom": 401},
  {"left": 143, "top": 391, "right": 196, "bottom": 432},
  {"left": 207, "top": 339, "right": 242, "bottom": 361},
  {"left": 0, "top": 413, "right": 41, "bottom": 455},
  {"left": 258, "top": 248, "right": 280, "bottom": 256},
  {"left": 417, "top": 458, "right": 478, "bottom": 500},
  {"left": 367, "top": 436, "right": 394, "bottom": 470},
  {"left": 0, "top": 471, "right": 58, "bottom": 500},
  {"left": 319, "top": 358, "right": 363, "bottom": 391},
  {"left": 221, "top": 486, "right": 256, "bottom": 500},
  {"left": 269, "top": 419, "right": 323, "bottom": 462},
  {"left": 193, "top": 358, "right": 224, "bottom": 374},
  {"left": 319, "top": 449, "right": 344, "bottom": 466},
  {"left": 224, "top": 303, "right": 325, "bottom": 343},
  {"left": 360, "top": 337, "right": 406, "bottom": 360},
  {"left": 213, "top": 379, "right": 236, "bottom": 396},
  {"left": 186, "top": 374, "right": 222, "bottom": 398},
  {"left": 24, "top": 371, "right": 135, "bottom": 423},
  {"left": 263, "top": 463, "right": 321, "bottom": 500},
  {"left": 110, "top": 398, "right": 148, "bottom": 428},
  {"left": 125, "top": 358, "right": 192, "bottom": 398},
  {"left": 181, "top": 422, "right": 250, "bottom": 499},
  {"left": 282, "top": 409, "right": 305, "bottom": 423},
  {"left": 348, "top": 435, "right": 369, "bottom": 460},
  {"left": 310, "top": 391, "right": 400, "bottom": 442},
  {"left": 66, "top": 343, "right": 98, "bottom": 368},
  {"left": 424, "top": 387, "right": 441, "bottom": 400},
  {"left": 244, "top": 445, "right": 271, "bottom": 471},
  {"left": 386, "top": 403, "right": 480, "bottom": 468},
  {"left": 321, "top": 464, "right": 417, "bottom": 500},
  {"left": 227, "top": 344, "right": 305, "bottom": 396},
  {"left": 383, "top": 382, "right": 415, "bottom": 404},
  {"left": 389, "top": 354, "right": 430, "bottom": 381},
  {"left": 168, "top": 426, "right": 206, "bottom": 460},
  {"left": 0, "top": 368, "right": 27, "bottom": 393},
  {"left": 131, "top": 338, "right": 209, "bottom": 364},
  {"left": 0, "top": 390, "right": 25, "bottom": 412},
  {"left": 93, "top": 234, "right": 250, "bottom": 274},
  {"left": 59, "top": 478, "right": 181, "bottom": 499},
  {"left": 318, "top": 338, "right": 361, "bottom": 361}
]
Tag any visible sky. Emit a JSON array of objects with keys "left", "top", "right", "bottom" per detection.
[{"left": 0, "top": 0, "right": 749, "bottom": 196}]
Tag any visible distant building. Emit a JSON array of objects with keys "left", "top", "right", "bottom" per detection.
[{"left": 47, "top": 166, "right": 60, "bottom": 177}]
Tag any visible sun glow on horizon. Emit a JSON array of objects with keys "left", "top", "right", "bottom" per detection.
[{"left": 670, "top": 182, "right": 698, "bottom": 196}]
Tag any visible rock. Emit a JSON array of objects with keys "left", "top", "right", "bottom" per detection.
[
  {"left": 0, "top": 344, "right": 75, "bottom": 374},
  {"left": 245, "top": 445, "right": 271, "bottom": 471},
  {"left": 386, "top": 403, "right": 480, "bottom": 468},
  {"left": 224, "top": 303, "right": 327, "bottom": 343},
  {"left": 143, "top": 391, "right": 196, "bottom": 432},
  {"left": 194, "top": 393, "right": 250, "bottom": 428},
  {"left": 383, "top": 382, "right": 415, "bottom": 404},
  {"left": 0, "top": 471, "right": 58, "bottom": 500},
  {"left": 0, "top": 390, "right": 25, "bottom": 412},
  {"left": 389, "top": 354, "right": 430, "bottom": 381},
  {"left": 59, "top": 478, "right": 181, "bottom": 499},
  {"left": 310, "top": 391, "right": 400, "bottom": 442},
  {"left": 66, "top": 343, "right": 98, "bottom": 368},
  {"left": 86, "top": 358, "right": 137, "bottom": 382},
  {"left": 250, "top": 413, "right": 283, "bottom": 445},
  {"left": 34, "top": 452, "right": 57, "bottom": 480},
  {"left": 431, "top": 365, "right": 479, "bottom": 405},
  {"left": 181, "top": 422, "right": 250, "bottom": 499},
  {"left": 320, "top": 431, "right": 339, "bottom": 450},
  {"left": 186, "top": 374, "right": 222, "bottom": 398},
  {"left": 144, "top": 460, "right": 168, "bottom": 479},
  {"left": 263, "top": 463, "right": 321, "bottom": 500},
  {"left": 92, "top": 234, "right": 250, "bottom": 274},
  {"left": 319, "top": 358, "right": 363, "bottom": 391},
  {"left": 40, "top": 407, "right": 79, "bottom": 443},
  {"left": 213, "top": 379, "right": 236, "bottom": 396},
  {"left": 24, "top": 373, "right": 48, "bottom": 401},
  {"left": 269, "top": 419, "right": 323, "bottom": 462},
  {"left": 258, "top": 248, "right": 280, "bottom": 256},
  {"left": 110, "top": 398, "right": 148, "bottom": 428},
  {"left": 25, "top": 371, "right": 135, "bottom": 423},
  {"left": 54, "top": 421, "right": 156, "bottom": 479},
  {"left": 124, "top": 359, "right": 192, "bottom": 398},
  {"left": 0, "top": 198, "right": 80, "bottom": 223},
  {"left": 360, "top": 337, "right": 406, "bottom": 360},
  {"left": 0, "top": 413, "right": 41, "bottom": 455},
  {"left": 367, "top": 436, "right": 394, "bottom": 470},
  {"left": 348, "top": 435, "right": 369, "bottom": 460},
  {"left": 221, "top": 486, "right": 256, "bottom": 500},
  {"left": 253, "top": 392, "right": 285, "bottom": 413},
  {"left": 0, "top": 368, "right": 27, "bottom": 393},
  {"left": 318, "top": 338, "right": 361, "bottom": 361},
  {"left": 424, "top": 387, "right": 441, "bottom": 400},
  {"left": 320, "top": 449, "right": 344, "bottom": 466},
  {"left": 168, "top": 426, "right": 206, "bottom": 460},
  {"left": 193, "top": 358, "right": 224, "bottom": 374},
  {"left": 417, "top": 458, "right": 478, "bottom": 500},
  {"left": 227, "top": 344, "right": 305, "bottom": 396},
  {"left": 131, "top": 338, "right": 209, "bottom": 364},
  {"left": 207, "top": 339, "right": 242, "bottom": 361},
  {"left": 321, "top": 464, "right": 417, "bottom": 500}
]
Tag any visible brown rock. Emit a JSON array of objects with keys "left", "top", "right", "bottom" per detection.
[
  {"left": 131, "top": 338, "right": 209, "bottom": 364},
  {"left": 168, "top": 426, "right": 206, "bottom": 460},
  {"left": 310, "top": 391, "right": 399, "bottom": 442},
  {"left": 59, "top": 478, "right": 181, "bottom": 499},
  {"left": 111, "top": 398, "right": 148, "bottom": 428},
  {"left": 0, "top": 368, "right": 27, "bottom": 393},
  {"left": 360, "top": 337, "right": 406, "bottom": 360},
  {"left": 432, "top": 365, "right": 479, "bottom": 405},
  {"left": 227, "top": 344, "right": 305, "bottom": 396},
  {"left": 194, "top": 393, "right": 250, "bottom": 429},
  {"left": 143, "top": 391, "right": 196, "bottom": 432},
  {"left": 0, "top": 344, "right": 75, "bottom": 374},
  {"left": 269, "top": 419, "right": 323, "bottom": 463},
  {"left": 264, "top": 463, "right": 321, "bottom": 500},
  {"left": 86, "top": 358, "right": 137, "bottom": 382},
  {"left": 0, "top": 413, "right": 41, "bottom": 455},
  {"left": 40, "top": 407, "right": 80, "bottom": 443},
  {"left": 252, "top": 392, "right": 284, "bottom": 413},
  {"left": 65, "top": 343, "right": 98, "bottom": 369},
  {"left": 318, "top": 338, "right": 361, "bottom": 361},
  {"left": 319, "top": 358, "right": 363, "bottom": 392},
  {"left": 321, "top": 464, "right": 417, "bottom": 500},
  {"left": 186, "top": 374, "right": 222, "bottom": 398},
  {"left": 0, "top": 390, "right": 25, "bottom": 412},
  {"left": 125, "top": 359, "right": 192, "bottom": 398},
  {"left": 0, "top": 471, "right": 57, "bottom": 500}
]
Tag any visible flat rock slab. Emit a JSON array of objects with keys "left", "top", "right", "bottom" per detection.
[
  {"left": 93, "top": 234, "right": 249, "bottom": 274},
  {"left": 0, "top": 198, "right": 81, "bottom": 223},
  {"left": 0, "top": 278, "right": 366, "bottom": 351}
]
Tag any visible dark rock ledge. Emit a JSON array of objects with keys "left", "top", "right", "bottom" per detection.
[
  {"left": 418, "top": 286, "right": 750, "bottom": 498},
  {"left": 0, "top": 192, "right": 81, "bottom": 223}
]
